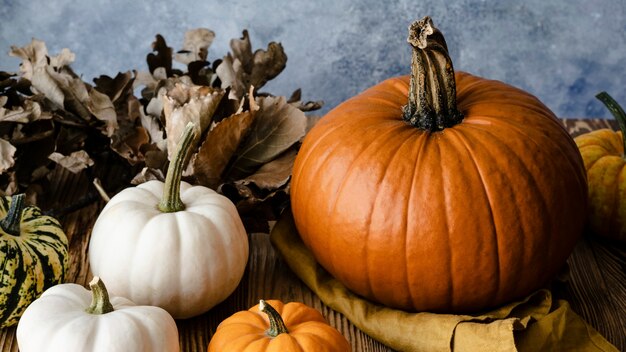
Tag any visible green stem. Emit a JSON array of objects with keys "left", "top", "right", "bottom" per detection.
[
  {"left": 86, "top": 276, "right": 114, "bottom": 314},
  {"left": 0, "top": 194, "right": 25, "bottom": 236},
  {"left": 596, "top": 92, "right": 626, "bottom": 158},
  {"left": 158, "top": 122, "right": 197, "bottom": 212},
  {"left": 259, "top": 299, "right": 289, "bottom": 337},
  {"left": 402, "top": 16, "right": 463, "bottom": 131}
]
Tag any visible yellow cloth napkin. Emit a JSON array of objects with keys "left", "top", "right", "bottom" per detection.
[{"left": 269, "top": 209, "right": 619, "bottom": 352}]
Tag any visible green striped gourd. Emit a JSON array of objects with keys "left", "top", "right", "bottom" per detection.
[{"left": 0, "top": 194, "right": 69, "bottom": 328}]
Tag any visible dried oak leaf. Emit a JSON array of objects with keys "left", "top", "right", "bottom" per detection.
[
  {"left": 10, "top": 39, "right": 91, "bottom": 119},
  {"left": 110, "top": 96, "right": 150, "bottom": 164},
  {"left": 174, "top": 28, "right": 215, "bottom": 65},
  {"left": 0, "top": 96, "right": 50, "bottom": 123},
  {"left": 216, "top": 30, "right": 287, "bottom": 100},
  {"left": 227, "top": 95, "right": 306, "bottom": 179},
  {"left": 234, "top": 148, "right": 296, "bottom": 190},
  {"left": 287, "top": 88, "right": 324, "bottom": 112},
  {"left": 0, "top": 138, "right": 17, "bottom": 174},
  {"left": 193, "top": 109, "right": 256, "bottom": 189},
  {"left": 147, "top": 35, "right": 173, "bottom": 76},
  {"left": 48, "top": 150, "right": 94, "bottom": 174},
  {"left": 10, "top": 39, "right": 119, "bottom": 134},
  {"left": 131, "top": 167, "right": 165, "bottom": 185},
  {"left": 93, "top": 71, "right": 134, "bottom": 104},
  {"left": 162, "top": 82, "right": 224, "bottom": 157},
  {"left": 87, "top": 88, "right": 117, "bottom": 136}
]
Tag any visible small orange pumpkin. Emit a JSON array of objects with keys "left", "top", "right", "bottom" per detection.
[
  {"left": 574, "top": 92, "right": 626, "bottom": 243},
  {"left": 291, "top": 17, "right": 588, "bottom": 313},
  {"left": 207, "top": 300, "right": 350, "bottom": 352}
]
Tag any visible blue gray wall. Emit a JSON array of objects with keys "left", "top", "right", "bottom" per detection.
[{"left": 1, "top": 0, "right": 625, "bottom": 118}]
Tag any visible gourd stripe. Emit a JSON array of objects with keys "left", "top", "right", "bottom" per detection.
[
  {"left": 1, "top": 243, "right": 25, "bottom": 325},
  {"left": 0, "top": 239, "right": 11, "bottom": 318},
  {"left": 24, "top": 240, "right": 61, "bottom": 288}
]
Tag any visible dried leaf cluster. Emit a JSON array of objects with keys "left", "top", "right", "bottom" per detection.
[{"left": 0, "top": 28, "right": 322, "bottom": 231}]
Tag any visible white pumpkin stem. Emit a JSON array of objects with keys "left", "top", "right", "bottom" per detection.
[
  {"left": 159, "top": 122, "right": 197, "bottom": 213},
  {"left": 86, "top": 276, "right": 114, "bottom": 315},
  {"left": 259, "top": 299, "right": 289, "bottom": 337},
  {"left": 0, "top": 193, "right": 25, "bottom": 236},
  {"left": 403, "top": 16, "right": 463, "bottom": 131},
  {"left": 596, "top": 92, "right": 626, "bottom": 158}
]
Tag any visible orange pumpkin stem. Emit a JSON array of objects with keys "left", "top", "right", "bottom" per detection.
[
  {"left": 403, "top": 16, "right": 463, "bottom": 131},
  {"left": 596, "top": 92, "right": 626, "bottom": 158},
  {"left": 259, "top": 299, "right": 289, "bottom": 337}
]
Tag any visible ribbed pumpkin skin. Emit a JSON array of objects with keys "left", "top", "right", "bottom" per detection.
[
  {"left": 0, "top": 197, "right": 68, "bottom": 327},
  {"left": 207, "top": 300, "right": 350, "bottom": 352},
  {"left": 291, "top": 72, "right": 588, "bottom": 313},
  {"left": 574, "top": 129, "right": 626, "bottom": 242}
]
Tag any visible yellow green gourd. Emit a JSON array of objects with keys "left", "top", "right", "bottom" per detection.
[{"left": 0, "top": 194, "right": 69, "bottom": 328}]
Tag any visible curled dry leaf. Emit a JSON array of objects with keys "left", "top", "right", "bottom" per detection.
[
  {"left": 162, "top": 82, "right": 224, "bottom": 157},
  {"left": 110, "top": 96, "right": 150, "bottom": 165},
  {"left": 216, "top": 30, "right": 287, "bottom": 100},
  {"left": 131, "top": 167, "right": 165, "bottom": 185},
  {"left": 87, "top": 88, "right": 117, "bottom": 136},
  {"left": 235, "top": 148, "right": 297, "bottom": 190},
  {"left": 0, "top": 98, "right": 49, "bottom": 123},
  {"left": 174, "top": 28, "right": 216, "bottom": 65},
  {"left": 48, "top": 150, "right": 94, "bottom": 174},
  {"left": 228, "top": 95, "right": 306, "bottom": 178},
  {"left": 193, "top": 109, "right": 256, "bottom": 189},
  {"left": 0, "top": 138, "right": 17, "bottom": 174},
  {"left": 147, "top": 34, "right": 173, "bottom": 76}
]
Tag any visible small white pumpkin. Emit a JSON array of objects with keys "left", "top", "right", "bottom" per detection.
[
  {"left": 88, "top": 122, "right": 249, "bottom": 319},
  {"left": 17, "top": 276, "right": 179, "bottom": 352}
]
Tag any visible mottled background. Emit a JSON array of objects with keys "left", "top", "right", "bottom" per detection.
[{"left": 1, "top": 0, "right": 625, "bottom": 118}]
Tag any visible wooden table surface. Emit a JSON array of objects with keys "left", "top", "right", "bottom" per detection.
[{"left": 1, "top": 119, "right": 625, "bottom": 352}]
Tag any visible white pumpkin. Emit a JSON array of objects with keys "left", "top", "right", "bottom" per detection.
[
  {"left": 88, "top": 123, "right": 249, "bottom": 319},
  {"left": 17, "top": 276, "right": 179, "bottom": 352}
]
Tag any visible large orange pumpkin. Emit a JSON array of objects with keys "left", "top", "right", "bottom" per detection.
[{"left": 290, "top": 17, "right": 588, "bottom": 313}]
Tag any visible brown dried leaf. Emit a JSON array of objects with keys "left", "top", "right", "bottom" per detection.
[
  {"left": 111, "top": 126, "right": 150, "bottom": 165},
  {"left": 0, "top": 138, "right": 17, "bottom": 174},
  {"left": 174, "top": 28, "right": 215, "bottom": 65},
  {"left": 110, "top": 97, "right": 150, "bottom": 165},
  {"left": 162, "top": 82, "right": 224, "bottom": 157},
  {"left": 216, "top": 30, "right": 287, "bottom": 100},
  {"left": 93, "top": 71, "right": 134, "bottom": 103},
  {"left": 87, "top": 88, "right": 117, "bottom": 136},
  {"left": 140, "top": 107, "right": 165, "bottom": 149},
  {"left": 10, "top": 40, "right": 93, "bottom": 119},
  {"left": 193, "top": 109, "right": 256, "bottom": 189},
  {"left": 147, "top": 35, "right": 173, "bottom": 76},
  {"left": 0, "top": 98, "right": 49, "bottom": 123},
  {"left": 235, "top": 149, "right": 296, "bottom": 190},
  {"left": 228, "top": 95, "right": 306, "bottom": 178},
  {"left": 131, "top": 167, "right": 165, "bottom": 185},
  {"left": 48, "top": 150, "right": 94, "bottom": 174}
]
